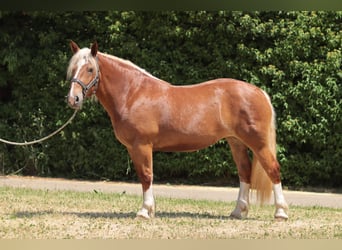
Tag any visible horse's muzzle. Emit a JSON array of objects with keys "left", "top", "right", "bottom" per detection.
[{"left": 67, "top": 94, "right": 83, "bottom": 110}]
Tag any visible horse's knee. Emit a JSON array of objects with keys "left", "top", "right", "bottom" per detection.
[
  {"left": 133, "top": 162, "right": 153, "bottom": 190},
  {"left": 138, "top": 173, "right": 153, "bottom": 191}
]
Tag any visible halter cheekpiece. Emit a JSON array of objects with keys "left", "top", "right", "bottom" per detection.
[{"left": 70, "top": 56, "right": 99, "bottom": 98}]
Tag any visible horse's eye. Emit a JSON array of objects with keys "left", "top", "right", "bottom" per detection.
[{"left": 87, "top": 68, "right": 93, "bottom": 73}]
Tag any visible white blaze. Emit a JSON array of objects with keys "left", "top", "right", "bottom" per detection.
[{"left": 68, "top": 56, "right": 87, "bottom": 98}]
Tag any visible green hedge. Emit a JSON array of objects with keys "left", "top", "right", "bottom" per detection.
[{"left": 0, "top": 11, "right": 341, "bottom": 188}]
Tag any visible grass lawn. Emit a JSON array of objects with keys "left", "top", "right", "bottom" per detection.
[{"left": 0, "top": 186, "right": 341, "bottom": 239}]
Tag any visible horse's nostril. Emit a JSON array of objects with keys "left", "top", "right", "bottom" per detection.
[{"left": 75, "top": 96, "right": 79, "bottom": 103}]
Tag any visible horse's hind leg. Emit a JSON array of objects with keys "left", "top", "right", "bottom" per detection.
[
  {"left": 254, "top": 147, "right": 289, "bottom": 220},
  {"left": 227, "top": 137, "right": 252, "bottom": 219}
]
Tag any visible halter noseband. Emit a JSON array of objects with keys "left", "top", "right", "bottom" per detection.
[{"left": 70, "top": 56, "right": 100, "bottom": 98}]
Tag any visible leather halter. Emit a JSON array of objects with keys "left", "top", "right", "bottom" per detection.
[{"left": 70, "top": 57, "right": 99, "bottom": 98}]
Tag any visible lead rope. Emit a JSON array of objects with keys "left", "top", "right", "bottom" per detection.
[{"left": 0, "top": 109, "right": 78, "bottom": 146}]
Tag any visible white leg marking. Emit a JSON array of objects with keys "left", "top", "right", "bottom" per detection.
[
  {"left": 230, "top": 182, "right": 250, "bottom": 219},
  {"left": 273, "top": 183, "right": 289, "bottom": 220},
  {"left": 136, "top": 185, "right": 155, "bottom": 219}
]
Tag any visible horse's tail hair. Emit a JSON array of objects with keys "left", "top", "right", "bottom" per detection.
[
  {"left": 250, "top": 91, "right": 275, "bottom": 205},
  {"left": 251, "top": 159, "right": 273, "bottom": 205}
]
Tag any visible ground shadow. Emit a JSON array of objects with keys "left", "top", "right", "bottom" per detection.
[
  {"left": 13, "top": 210, "right": 135, "bottom": 219},
  {"left": 157, "top": 211, "right": 232, "bottom": 220},
  {"left": 14, "top": 210, "right": 55, "bottom": 218},
  {"left": 13, "top": 210, "right": 258, "bottom": 221}
]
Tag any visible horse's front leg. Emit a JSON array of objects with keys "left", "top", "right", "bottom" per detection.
[{"left": 128, "top": 143, "right": 155, "bottom": 219}]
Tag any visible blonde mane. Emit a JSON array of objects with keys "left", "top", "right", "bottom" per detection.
[
  {"left": 99, "top": 52, "right": 159, "bottom": 80},
  {"left": 67, "top": 47, "right": 160, "bottom": 83},
  {"left": 66, "top": 48, "right": 98, "bottom": 80}
]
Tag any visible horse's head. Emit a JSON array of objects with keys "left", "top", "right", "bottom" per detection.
[{"left": 66, "top": 41, "right": 99, "bottom": 109}]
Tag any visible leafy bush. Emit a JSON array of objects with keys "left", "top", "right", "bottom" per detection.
[{"left": 0, "top": 11, "right": 341, "bottom": 188}]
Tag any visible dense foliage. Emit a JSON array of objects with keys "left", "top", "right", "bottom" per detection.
[{"left": 0, "top": 11, "right": 341, "bottom": 188}]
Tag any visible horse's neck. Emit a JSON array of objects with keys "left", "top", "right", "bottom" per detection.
[{"left": 95, "top": 54, "right": 141, "bottom": 124}]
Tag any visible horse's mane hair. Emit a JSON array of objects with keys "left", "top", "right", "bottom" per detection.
[
  {"left": 67, "top": 48, "right": 159, "bottom": 81},
  {"left": 66, "top": 48, "right": 98, "bottom": 80},
  {"left": 99, "top": 52, "right": 159, "bottom": 80}
]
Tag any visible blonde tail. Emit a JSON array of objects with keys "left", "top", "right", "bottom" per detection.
[
  {"left": 251, "top": 157, "right": 272, "bottom": 205},
  {"left": 251, "top": 91, "right": 277, "bottom": 205}
]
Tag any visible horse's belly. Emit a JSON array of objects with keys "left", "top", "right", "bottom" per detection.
[{"left": 153, "top": 133, "right": 223, "bottom": 152}]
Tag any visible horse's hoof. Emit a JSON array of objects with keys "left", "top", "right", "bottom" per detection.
[
  {"left": 136, "top": 210, "right": 151, "bottom": 219},
  {"left": 136, "top": 206, "right": 155, "bottom": 220},
  {"left": 229, "top": 210, "right": 248, "bottom": 219},
  {"left": 274, "top": 208, "right": 289, "bottom": 221},
  {"left": 275, "top": 216, "right": 288, "bottom": 222},
  {"left": 229, "top": 213, "right": 242, "bottom": 220},
  {"left": 229, "top": 200, "right": 249, "bottom": 220},
  {"left": 229, "top": 206, "right": 248, "bottom": 220}
]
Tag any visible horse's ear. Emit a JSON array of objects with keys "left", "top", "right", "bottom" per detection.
[
  {"left": 70, "top": 40, "right": 80, "bottom": 54},
  {"left": 91, "top": 41, "right": 98, "bottom": 57}
]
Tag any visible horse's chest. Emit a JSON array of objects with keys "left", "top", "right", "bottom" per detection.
[
  {"left": 112, "top": 119, "right": 152, "bottom": 147},
  {"left": 112, "top": 122, "right": 135, "bottom": 147}
]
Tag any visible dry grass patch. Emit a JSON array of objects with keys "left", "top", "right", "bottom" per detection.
[{"left": 0, "top": 186, "right": 341, "bottom": 239}]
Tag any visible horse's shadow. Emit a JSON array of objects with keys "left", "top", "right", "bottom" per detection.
[
  {"left": 13, "top": 210, "right": 254, "bottom": 220},
  {"left": 14, "top": 210, "right": 134, "bottom": 219}
]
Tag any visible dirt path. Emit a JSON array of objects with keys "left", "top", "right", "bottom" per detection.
[{"left": 1, "top": 175, "right": 341, "bottom": 208}]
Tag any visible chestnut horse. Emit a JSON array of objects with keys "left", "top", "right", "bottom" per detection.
[{"left": 66, "top": 41, "right": 289, "bottom": 220}]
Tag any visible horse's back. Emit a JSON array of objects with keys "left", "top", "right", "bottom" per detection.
[{"left": 169, "top": 78, "right": 271, "bottom": 120}]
